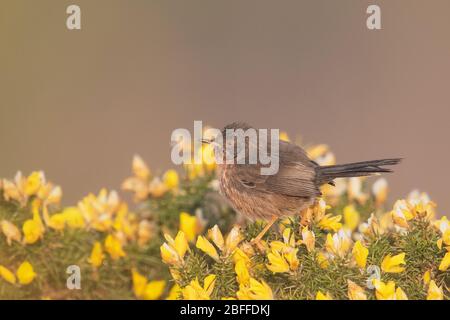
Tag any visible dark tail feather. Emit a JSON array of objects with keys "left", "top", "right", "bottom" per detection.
[{"left": 316, "top": 158, "right": 402, "bottom": 185}]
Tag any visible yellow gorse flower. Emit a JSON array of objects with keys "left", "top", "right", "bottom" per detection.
[
  {"left": 304, "top": 198, "right": 329, "bottom": 225},
  {"left": 48, "top": 213, "right": 66, "bottom": 231},
  {"left": 352, "top": 240, "right": 368, "bottom": 269},
  {"left": 201, "top": 143, "right": 217, "bottom": 171},
  {"left": 391, "top": 194, "right": 434, "bottom": 229},
  {"left": 2, "top": 171, "right": 61, "bottom": 208},
  {"left": 359, "top": 213, "right": 384, "bottom": 237},
  {"left": 279, "top": 131, "right": 290, "bottom": 142},
  {"left": 163, "top": 169, "right": 179, "bottom": 190},
  {"left": 62, "top": 207, "right": 86, "bottom": 229},
  {"left": 395, "top": 287, "right": 408, "bottom": 300},
  {"left": 122, "top": 155, "right": 151, "bottom": 201},
  {"left": 266, "top": 249, "right": 290, "bottom": 273},
  {"left": 347, "top": 280, "right": 367, "bottom": 300},
  {"left": 196, "top": 236, "right": 219, "bottom": 261},
  {"left": 223, "top": 226, "right": 243, "bottom": 255},
  {"left": 423, "top": 270, "right": 431, "bottom": 285},
  {"left": 279, "top": 227, "right": 296, "bottom": 248},
  {"left": 1, "top": 220, "right": 21, "bottom": 245},
  {"left": 348, "top": 177, "right": 368, "bottom": 204},
  {"left": 434, "top": 216, "right": 450, "bottom": 249},
  {"left": 195, "top": 225, "right": 243, "bottom": 261},
  {"left": 16, "top": 261, "right": 36, "bottom": 285},
  {"left": 112, "top": 203, "right": 136, "bottom": 240},
  {"left": 41, "top": 184, "right": 62, "bottom": 204},
  {"left": 0, "top": 265, "right": 16, "bottom": 284},
  {"left": 141, "top": 280, "right": 166, "bottom": 301},
  {"left": 321, "top": 178, "right": 347, "bottom": 204},
  {"left": 236, "top": 278, "right": 273, "bottom": 300},
  {"left": 343, "top": 205, "right": 360, "bottom": 231},
  {"left": 372, "top": 279, "right": 407, "bottom": 300},
  {"left": 372, "top": 178, "right": 388, "bottom": 206},
  {"left": 305, "top": 141, "right": 335, "bottom": 167},
  {"left": 426, "top": 280, "right": 443, "bottom": 300},
  {"left": 316, "top": 251, "right": 330, "bottom": 269},
  {"left": 307, "top": 144, "right": 329, "bottom": 160},
  {"left": 148, "top": 178, "right": 167, "bottom": 197},
  {"left": 78, "top": 189, "right": 121, "bottom": 232},
  {"left": 316, "top": 152, "right": 336, "bottom": 167},
  {"left": 137, "top": 220, "right": 154, "bottom": 247},
  {"left": 381, "top": 253, "right": 406, "bottom": 273},
  {"left": 391, "top": 200, "right": 414, "bottom": 228},
  {"left": 167, "top": 284, "right": 182, "bottom": 300},
  {"left": 318, "top": 214, "right": 342, "bottom": 232},
  {"left": 235, "top": 259, "right": 250, "bottom": 286},
  {"left": 132, "top": 155, "right": 151, "bottom": 180},
  {"left": 438, "top": 252, "right": 450, "bottom": 271},
  {"left": 233, "top": 247, "right": 251, "bottom": 265},
  {"left": 208, "top": 225, "right": 225, "bottom": 251},
  {"left": 207, "top": 225, "right": 243, "bottom": 257},
  {"left": 325, "top": 230, "right": 352, "bottom": 258},
  {"left": 408, "top": 190, "right": 435, "bottom": 219},
  {"left": 88, "top": 241, "right": 104, "bottom": 268},
  {"left": 160, "top": 231, "right": 189, "bottom": 266},
  {"left": 22, "top": 207, "right": 45, "bottom": 245},
  {"left": 316, "top": 291, "right": 333, "bottom": 300},
  {"left": 167, "top": 231, "right": 189, "bottom": 260},
  {"left": 182, "top": 275, "right": 216, "bottom": 300},
  {"left": 179, "top": 212, "right": 200, "bottom": 242},
  {"left": 160, "top": 243, "right": 180, "bottom": 266},
  {"left": 434, "top": 216, "right": 449, "bottom": 235},
  {"left": 104, "top": 234, "right": 126, "bottom": 260},
  {"left": 131, "top": 268, "right": 148, "bottom": 297},
  {"left": 131, "top": 268, "right": 166, "bottom": 300},
  {"left": 284, "top": 248, "right": 300, "bottom": 271},
  {"left": 300, "top": 226, "right": 315, "bottom": 252},
  {"left": 2, "top": 173, "right": 23, "bottom": 204},
  {"left": 266, "top": 228, "right": 299, "bottom": 273},
  {"left": 24, "top": 171, "right": 43, "bottom": 196}
]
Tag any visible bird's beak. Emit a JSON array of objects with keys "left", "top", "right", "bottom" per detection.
[{"left": 201, "top": 138, "right": 212, "bottom": 144}]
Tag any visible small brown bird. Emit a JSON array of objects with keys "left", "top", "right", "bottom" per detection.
[{"left": 203, "top": 122, "right": 401, "bottom": 244}]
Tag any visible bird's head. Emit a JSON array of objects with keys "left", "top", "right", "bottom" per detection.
[{"left": 201, "top": 122, "right": 256, "bottom": 164}]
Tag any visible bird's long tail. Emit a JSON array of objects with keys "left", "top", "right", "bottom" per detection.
[{"left": 315, "top": 158, "right": 401, "bottom": 185}]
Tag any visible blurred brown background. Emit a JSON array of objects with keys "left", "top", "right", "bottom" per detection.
[{"left": 1, "top": 1, "right": 449, "bottom": 212}]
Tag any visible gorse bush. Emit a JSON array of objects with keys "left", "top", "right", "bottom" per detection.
[{"left": 0, "top": 135, "right": 449, "bottom": 299}]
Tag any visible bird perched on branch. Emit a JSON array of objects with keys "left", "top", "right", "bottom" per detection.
[{"left": 202, "top": 122, "right": 401, "bottom": 245}]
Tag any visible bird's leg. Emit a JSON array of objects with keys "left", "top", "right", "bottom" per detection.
[{"left": 251, "top": 215, "right": 278, "bottom": 249}]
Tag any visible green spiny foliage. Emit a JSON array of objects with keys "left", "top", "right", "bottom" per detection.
[
  {"left": 171, "top": 201, "right": 450, "bottom": 300},
  {"left": 1, "top": 167, "right": 449, "bottom": 300},
  {"left": 0, "top": 171, "right": 234, "bottom": 299},
  {"left": 211, "top": 258, "right": 238, "bottom": 299}
]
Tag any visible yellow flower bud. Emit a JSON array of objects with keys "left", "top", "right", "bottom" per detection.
[
  {"left": 88, "top": 242, "right": 104, "bottom": 268},
  {"left": 163, "top": 169, "right": 179, "bottom": 190},
  {"left": 17, "top": 261, "right": 36, "bottom": 285}
]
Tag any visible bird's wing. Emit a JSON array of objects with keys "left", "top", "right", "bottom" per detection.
[
  {"left": 264, "top": 163, "right": 320, "bottom": 197},
  {"left": 234, "top": 141, "right": 321, "bottom": 198}
]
